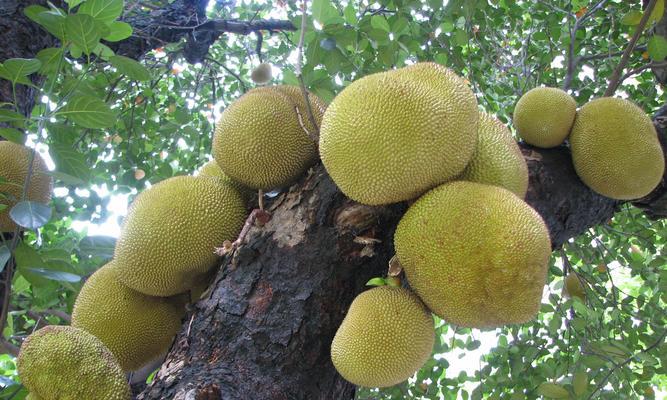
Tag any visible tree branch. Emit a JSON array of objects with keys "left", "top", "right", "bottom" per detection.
[
  {"left": 605, "top": 0, "right": 659, "bottom": 96},
  {"left": 0, "top": 338, "right": 18, "bottom": 357}
]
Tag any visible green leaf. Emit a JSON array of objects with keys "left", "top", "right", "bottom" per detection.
[
  {"left": 65, "top": 13, "right": 102, "bottom": 56},
  {"left": 366, "top": 277, "right": 386, "bottom": 287},
  {"left": 536, "top": 383, "right": 570, "bottom": 398},
  {"left": 78, "top": 0, "right": 124, "bottom": 24},
  {"left": 104, "top": 21, "right": 133, "bottom": 42},
  {"left": 0, "top": 128, "right": 24, "bottom": 144},
  {"left": 24, "top": 5, "right": 49, "bottom": 22},
  {"left": 58, "top": 95, "right": 115, "bottom": 128},
  {"left": 3, "top": 58, "right": 42, "bottom": 78},
  {"left": 79, "top": 235, "right": 116, "bottom": 260},
  {"left": 109, "top": 55, "right": 151, "bottom": 81},
  {"left": 66, "top": 0, "right": 86, "bottom": 8},
  {"left": 93, "top": 43, "right": 115, "bottom": 60},
  {"left": 343, "top": 3, "right": 356, "bottom": 25},
  {"left": 573, "top": 371, "right": 588, "bottom": 396},
  {"left": 0, "top": 109, "right": 26, "bottom": 127},
  {"left": 35, "top": 10, "right": 68, "bottom": 40},
  {"left": 621, "top": 10, "right": 643, "bottom": 26},
  {"left": 453, "top": 29, "right": 468, "bottom": 46},
  {"left": 9, "top": 201, "right": 52, "bottom": 230},
  {"left": 312, "top": 0, "right": 343, "bottom": 25},
  {"left": 50, "top": 144, "right": 91, "bottom": 184},
  {"left": 36, "top": 48, "right": 64, "bottom": 75},
  {"left": 371, "top": 15, "right": 391, "bottom": 32},
  {"left": 24, "top": 268, "right": 81, "bottom": 283},
  {"left": 648, "top": 35, "right": 667, "bottom": 60},
  {"left": 0, "top": 66, "right": 33, "bottom": 87},
  {"left": 0, "top": 245, "right": 9, "bottom": 274}
]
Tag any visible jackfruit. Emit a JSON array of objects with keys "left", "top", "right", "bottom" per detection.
[
  {"left": 513, "top": 87, "right": 576, "bottom": 148},
  {"left": 198, "top": 160, "right": 254, "bottom": 201},
  {"left": 319, "top": 62, "right": 478, "bottom": 205},
  {"left": 0, "top": 142, "right": 52, "bottom": 232},
  {"left": 331, "top": 286, "right": 434, "bottom": 388},
  {"left": 72, "top": 262, "right": 186, "bottom": 371},
  {"left": 25, "top": 394, "right": 43, "bottom": 400},
  {"left": 212, "top": 86, "right": 324, "bottom": 190},
  {"left": 394, "top": 181, "right": 551, "bottom": 328},
  {"left": 459, "top": 112, "right": 529, "bottom": 198},
  {"left": 563, "top": 273, "right": 586, "bottom": 301},
  {"left": 17, "top": 325, "right": 130, "bottom": 400},
  {"left": 569, "top": 97, "right": 665, "bottom": 200},
  {"left": 251, "top": 63, "right": 272, "bottom": 85},
  {"left": 114, "top": 175, "right": 247, "bottom": 296}
]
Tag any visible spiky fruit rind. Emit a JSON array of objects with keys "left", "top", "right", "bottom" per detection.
[
  {"left": 261, "top": 85, "right": 327, "bottom": 136},
  {"left": 460, "top": 112, "right": 529, "bottom": 198},
  {"left": 331, "top": 286, "right": 435, "bottom": 388},
  {"left": 320, "top": 63, "right": 478, "bottom": 205},
  {"left": 0, "top": 142, "right": 52, "bottom": 232},
  {"left": 514, "top": 87, "right": 576, "bottom": 148},
  {"left": 569, "top": 97, "right": 665, "bottom": 200},
  {"left": 114, "top": 175, "right": 247, "bottom": 296},
  {"left": 198, "top": 160, "right": 254, "bottom": 201},
  {"left": 395, "top": 181, "right": 551, "bottom": 328},
  {"left": 17, "top": 325, "right": 130, "bottom": 400},
  {"left": 72, "top": 263, "right": 186, "bottom": 371},
  {"left": 212, "top": 86, "right": 323, "bottom": 190}
]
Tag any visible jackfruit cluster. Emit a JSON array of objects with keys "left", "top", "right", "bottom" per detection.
[
  {"left": 0, "top": 141, "right": 52, "bottom": 232},
  {"left": 17, "top": 326, "right": 130, "bottom": 400},
  {"left": 212, "top": 85, "right": 326, "bottom": 190}
]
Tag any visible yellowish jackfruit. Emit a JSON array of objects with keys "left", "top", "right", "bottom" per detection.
[
  {"left": 569, "top": 97, "right": 665, "bottom": 200},
  {"left": 17, "top": 325, "right": 130, "bottom": 400},
  {"left": 513, "top": 87, "right": 576, "bottom": 148},
  {"left": 114, "top": 175, "right": 247, "bottom": 296},
  {"left": 459, "top": 112, "right": 529, "bottom": 198},
  {"left": 563, "top": 273, "right": 586, "bottom": 301},
  {"left": 319, "top": 63, "right": 478, "bottom": 205},
  {"left": 25, "top": 394, "right": 43, "bottom": 400},
  {"left": 72, "top": 262, "right": 186, "bottom": 371},
  {"left": 198, "top": 160, "right": 254, "bottom": 201},
  {"left": 331, "top": 286, "right": 434, "bottom": 388},
  {"left": 394, "top": 181, "right": 551, "bottom": 328},
  {"left": 212, "top": 86, "right": 324, "bottom": 190},
  {"left": 0, "top": 142, "right": 52, "bottom": 232}
]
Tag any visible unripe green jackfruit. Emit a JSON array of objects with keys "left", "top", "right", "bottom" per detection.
[
  {"left": 17, "top": 325, "right": 130, "bottom": 400},
  {"left": 569, "top": 97, "right": 665, "bottom": 200},
  {"left": 459, "top": 112, "right": 529, "bottom": 198},
  {"left": 320, "top": 63, "right": 478, "bottom": 205},
  {"left": 114, "top": 175, "right": 247, "bottom": 296},
  {"left": 331, "top": 286, "right": 435, "bottom": 388},
  {"left": 0, "top": 142, "right": 52, "bottom": 232},
  {"left": 72, "top": 263, "right": 186, "bottom": 371},
  {"left": 395, "top": 181, "right": 551, "bottom": 328},
  {"left": 198, "top": 160, "right": 254, "bottom": 201},
  {"left": 212, "top": 86, "right": 324, "bottom": 190},
  {"left": 513, "top": 87, "right": 576, "bottom": 148}
]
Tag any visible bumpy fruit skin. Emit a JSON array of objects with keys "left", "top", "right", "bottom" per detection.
[
  {"left": 320, "top": 63, "right": 478, "bottom": 205},
  {"left": 212, "top": 86, "right": 324, "bottom": 190},
  {"left": 25, "top": 394, "right": 44, "bottom": 400},
  {"left": 0, "top": 142, "right": 52, "bottom": 232},
  {"left": 72, "top": 263, "right": 186, "bottom": 371},
  {"left": 513, "top": 87, "right": 576, "bottom": 148},
  {"left": 198, "top": 160, "right": 254, "bottom": 201},
  {"left": 395, "top": 181, "right": 551, "bottom": 328},
  {"left": 563, "top": 273, "right": 586, "bottom": 301},
  {"left": 331, "top": 286, "right": 435, "bottom": 388},
  {"left": 114, "top": 175, "right": 247, "bottom": 296},
  {"left": 17, "top": 325, "right": 130, "bottom": 400},
  {"left": 459, "top": 112, "right": 529, "bottom": 198},
  {"left": 569, "top": 97, "right": 665, "bottom": 200}
]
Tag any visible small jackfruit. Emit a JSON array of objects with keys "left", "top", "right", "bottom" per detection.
[
  {"left": 331, "top": 286, "right": 435, "bottom": 388},
  {"left": 250, "top": 63, "right": 273, "bottom": 85},
  {"left": 198, "top": 160, "right": 254, "bottom": 201},
  {"left": 212, "top": 86, "right": 324, "bottom": 190},
  {"left": 563, "top": 273, "right": 586, "bottom": 301},
  {"left": 320, "top": 62, "right": 478, "bottom": 205},
  {"left": 0, "top": 142, "right": 52, "bottom": 232},
  {"left": 569, "top": 97, "right": 665, "bottom": 200},
  {"left": 459, "top": 112, "right": 529, "bottom": 198},
  {"left": 72, "top": 262, "right": 186, "bottom": 371},
  {"left": 513, "top": 87, "right": 576, "bottom": 148},
  {"left": 114, "top": 175, "right": 247, "bottom": 296},
  {"left": 17, "top": 325, "right": 130, "bottom": 400},
  {"left": 394, "top": 181, "right": 551, "bottom": 328}
]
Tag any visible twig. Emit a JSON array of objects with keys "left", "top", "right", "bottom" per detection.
[
  {"left": 619, "top": 60, "right": 667, "bottom": 83},
  {"left": 605, "top": 0, "right": 659, "bottom": 96},
  {"left": 295, "top": 0, "right": 320, "bottom": 144},
  {"left": 0, "top": 337, "right": 19, "bottom": 357},
  {"left": 206, "top": 57, "right": 248, "bottom": 93}
]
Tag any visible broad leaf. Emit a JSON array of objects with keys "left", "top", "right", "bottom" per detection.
[
  {"left": 24, "top": 268, "right": 81, "bottom": 283},
  {"left": 104, "top": 21, "right": 133, "bottom": 42},
  {"left": 109, "top": 55, "right": 151, "bottom": 81},
  {"left": 2, "top": 58, "right": 42, "bottom": 80},
  {"left": 536, "top": 383, "right": 570, "bottom": 399},
  {"left": 79, "top": 235, "right": 117, "bottom": 260},
  {"left": 0, "top": 128, "right": 24, "bottom": 144},
  {"left": 648, "top": 35, "right": 667, "bottom": 61},
  {"left": 0, "top": 109, "right": 26, "bottom": 127},
  {"left": 50, "top": 144, "right": 91, "bottom": 183},
  {"left": 58, "top": 95, "right": 115, "bottom": 128},
  {"left": 65, "top": 13, "right": 101, "bottom": 56},
  {"left": 78, "top": 0, "right": 124, "bottom": 24},
  {"left": 36, "top": 10, "right": 67, "bottom": 40},
  {"left": 9, "top": 201, "right": 52, "bottom": 230},
  {"left": 573, "top": 371, "right": 588, "bottom": 396},
  {"left": 36, "top": 48, "right": 64, "bottom": 75},
  {"left": 66, "top": 0, "right": 86, "bottom": 8}
]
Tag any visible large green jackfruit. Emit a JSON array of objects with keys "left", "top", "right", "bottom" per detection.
[
  {"left": 394, "top": 181, "right": 551, "bottom": 328},
  {"left": 0, "top": 142, "right": 52, "bottom": 232},
  {"left": 459, "top": 112, "right": 529, "bottom": 198},
  {"left": 319, "top": 62, "right": 478, "bottom": 205},
  {"left": 72, "top": 262, "right": 186, "bottom": 371},
  {"left": 331, "top": 286, "right": 435, "bottom": 388},
  {"left": 198, "top": 160, "right": 254, "bottom": 201},
  {"left": 569, "top": 97, "right": 665, "bottom": 200},
  {"left": 17, "top": 325, "right": 130, "bottom": 400},
  {"left": 513, "top": 87, "right": 576, "bottom": 148},
  {"left": 114, "top": 175, "right": 247, "bottom": 296},
  {"left": 212, "top": 85, "right": 325, "bottom": 190}
]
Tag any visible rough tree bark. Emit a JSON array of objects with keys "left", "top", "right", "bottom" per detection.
[{"left": 1, "top": 2, "right": 667, "bottom": 400}]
